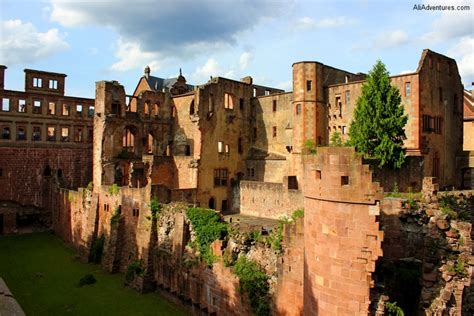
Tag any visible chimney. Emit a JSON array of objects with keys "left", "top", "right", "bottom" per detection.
[
  {"left": 0, "top": 65, "right": 6, "bottom": 90},
  {"left": 144, "top": 65, "right": 150, "bottom": 79}
]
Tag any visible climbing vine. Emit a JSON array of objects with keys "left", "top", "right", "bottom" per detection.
[
  {"left": 233, "top": 256, "right": 270, "bottom": 316},
  {"left": 186, "top": 208, "right": 228, "bottom": 266}
]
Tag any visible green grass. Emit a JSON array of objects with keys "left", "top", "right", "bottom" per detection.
[{"left": 0, "top": 232, "right": 188, "bottom": 316}]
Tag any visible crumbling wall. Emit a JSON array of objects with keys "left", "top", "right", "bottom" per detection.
[
  {"left": 374, "top": 177, "right": 473, "bottom": 315},
  {"left": 239, "top": 181, "right": 303, "bottom": 219},
  {"left": 274, "top": 218, "right": 304, "bottom": 315}
]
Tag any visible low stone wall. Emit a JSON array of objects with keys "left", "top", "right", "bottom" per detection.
[
  {"left": 0, "top": 278, "right": 25, "bottom": 316},
  {"left": 239, "top": 181, "right": 303, "bottom": 219}
]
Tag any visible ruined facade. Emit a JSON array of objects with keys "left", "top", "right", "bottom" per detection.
[
  {"left": 0, "top": 66, "right": 94, "bottom": 234},
  {"left": 1, "top": 48, "right": 472, "bottom": 315}
]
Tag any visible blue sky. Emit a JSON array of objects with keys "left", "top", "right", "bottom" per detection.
[{"left": 1, "top": 0, "right": 473, "bottom": 98}]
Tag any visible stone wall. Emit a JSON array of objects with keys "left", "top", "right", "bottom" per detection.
[{"left": 239, "top": 180, "right": 303, "bottom": 219}]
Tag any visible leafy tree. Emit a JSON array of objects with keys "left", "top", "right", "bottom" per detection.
[{"left": 349, "top": 60, "right": 407, "bottom": 169}]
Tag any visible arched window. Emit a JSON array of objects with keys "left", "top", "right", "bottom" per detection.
[
  {"left": 144, "top": 101, "right": 150, "bottom": 116},
  {"left": 57, "top": 168, "right": 63, "bottom": 178},
  {"left": 2, "top": 126, "right": 10, "bottom": 139}
]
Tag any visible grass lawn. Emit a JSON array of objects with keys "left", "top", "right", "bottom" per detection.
[{"left": 0, "top": 232, "right": 188, "bottom": 316}]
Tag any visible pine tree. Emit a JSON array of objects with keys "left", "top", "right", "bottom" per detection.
[{"left": 349, "top": 60, "right": 408, "bottom": 169}]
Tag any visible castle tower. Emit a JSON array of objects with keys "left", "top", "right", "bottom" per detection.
[
  {"left": 93, "top": 80, "right": 127, "bottom": 189},
  {"left": 292, "top": 62, "right": 326, "bottom": 153},
  {"left": 0, "top": 65, "right": 6, "bottom": 90}
]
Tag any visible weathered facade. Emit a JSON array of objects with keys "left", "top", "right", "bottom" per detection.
[{"left": 0, "top": 66, "right": 94, "bottom": 234}]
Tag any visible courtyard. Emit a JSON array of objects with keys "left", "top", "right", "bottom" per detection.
[{"left": 0, "top": 232, "right": 187, "bottom": 315}]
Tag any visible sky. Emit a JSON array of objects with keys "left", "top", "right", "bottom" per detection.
[{"left": 0, "top": 0, "right": 473, "bottom": 99}]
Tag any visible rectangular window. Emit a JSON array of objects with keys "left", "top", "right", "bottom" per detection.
[
  {"left": 345, "top": 90, "right": 350, "bottom": 107},
  {"left": 33, "top": 77, "right": 42, "bottom": 88},
  {"left": 17, "top": 127, "right": 26, "bottom": 141},
  {"left": 272, "top": 126, "right": 277, "bottom": 138},
  {"left": 75, "top": 128, "right": 83, "bottom": 142},
  {"left": 61, "top": 127, "right": 69, "bottom": 142},
  {"left": 422, "top": 115, "right": 432, "bottom": 132},
  {"left": 296, "top": 104, "right": 301, "bottom": 115},
  {"left": 76, "top": 104, "right": 83, "bottom": 116},
  {"left": 32, "top": 126, "right": 41, "bottom": 141},
  {"left": 33, "top": 100, "right": 42, "bottom": 114},
  {"left": 342, "top": 126, "right": 347, "bottom": 135},
  {"left": 238, "top": 137, "right": 243, "bottom": 154},
  {"left": 306, "top": 80, "right": 312, "bottom": 91},
  {"left": 253, "top": 88, "right": 257, "bottom": 97},
  {"left": 336, "top": 96, "right": 342, "bottom": 116},
  {"left": 239, "top": 98, "right": 244, "bottom": 110},
  {"left": 48, "top": 102, "right": 55, "bottom": 115},
  {"left": 88, "top": 129, "right": 93, "bottom": 143},
  {"left": 88, "top": 105, "right": 94, "bottom": 117},
  {"left": 341, "top": 176, "right": 349, "bottom": 186},
  {"left": 288, "top": 176, "right": 298, "bottom": 190},
  {"left": 62, "top": 104, "right": 70, "bottom": 116},
  {"left": 405, "top": 82, "right": 411, "bottom": 97},
  {"left": 47, "top": 127, "right": 56, "bottom": 141},
  {"left": 272, "top": 100, "right": 277, "bottom": 112},
  {"left": 224, "top": 93, "right": 234, "bottom": 109},
  {"left": 49, "top": 79, "right": 58, "bottom": 89},
  {"left": 2, "top": 126, "right": 11, "bottom": 139},
  {"left": 2, "top": 98, "right": 10, "bottom": 111},
  {"left": 218, "top": 141, "right": 224, "bottom": 153},
  {"left": 434, "top": 117, "right": 442, "bottom": 134},
  {"left": 253, "top": 127, "right": 257, "bottom": 139},
  {"left": 18, "top": 99, "right": 26, "bottom": 112},
  {"left": 225, "top": 144, "right": 230, "bottom": 154},
  {"left": 265, "top": 89, "right": 270, "bottom": 96},
  {"left": 214, "top": 169, "right": 228, "bottom": 186}
]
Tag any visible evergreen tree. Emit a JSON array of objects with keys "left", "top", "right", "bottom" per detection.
[{"left": 349, "top": 60, "right": 408, "bottom": 169}]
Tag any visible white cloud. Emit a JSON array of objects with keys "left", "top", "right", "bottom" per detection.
[
  {"left": 295, "top": 16, "right": 356, "bottom": 30},
  {"left": 192, "top": 58, "right": 223, "bottom": 83},
  {"left": 0, "top": 19, "right": 69, "bottom": 65},
  {"left": 239, "top": 52, "right": 253, "bottom": 70},
  {"left": 110, "top": 38, "right": 161, "bottom": 72},
  {"left": 447, "top": 36, "right": 474, "bottom": 86},
  {"left": 421, "top": 0, "right": 473, "bottom": 42},
  {"left": 372, "top": 30, "right": 408, "bottom": 50}
]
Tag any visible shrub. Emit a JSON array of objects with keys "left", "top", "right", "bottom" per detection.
[
  {"left": 291, "top": 208, "right": 304, "bottom": 220},
  {"left": 125, "top": 260, "right": 144, "bottom": 283},
  {"left": 86, "top": 181, "right": 94, "bottom": 191},
  {"left": 234, "top": 256, "right": 270, "bottom": 316},
  {"left": 385, "top": 301, "right": 404, "bottom": 316},
  {"left": 149, "top": 197, "right": 161, "bottom": 220},
  {"left": 303, "top": 139, "right": 317, "bottom": 155},
  {"left": 78, "top": 274, "right": 97, "bottom": 287},
  {"left": 108, "top": 184, "right": 120, "bottom": 196},
  {"left": 89, "top": 234, "right": 105, "bottom": 264},
  {"left": 186, "top": 208, "right": 228, "bottom": 266},
  {"left": 330, "top": 131, "right": 343, "bottom": 147}
]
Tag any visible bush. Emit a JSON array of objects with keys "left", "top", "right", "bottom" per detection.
[
  {"left": 108, "top": 184, "right": 120, "bottom": 196},
  {"left": 125, "top": 260, "right": 143, "bottom": 283},
  {"left": 291, "top": 208, "right": 304, "bottom": 220},
  {"left": 385, "top": 301, "right": 404, "bottom": 316},
  {"left": 149, "top": 197, "right": 161, "bottom": 220},
  {"left": 234, "top": 256, "right": 270, "bottom": 316},
  {"left": 89, "top": 234, "right": 105, "bottom": 264},
  {"left": 86, "top": 181, "right": 94, "bottom": 191},
  {"left": 186, "top": 208, "right": 228, "bottom": 266},
  {"left": 78, "top": 274, "right": 97, "bottom": 287},
  {"left": 303, "top": 139, "right": 317, "bottom": 155}
]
